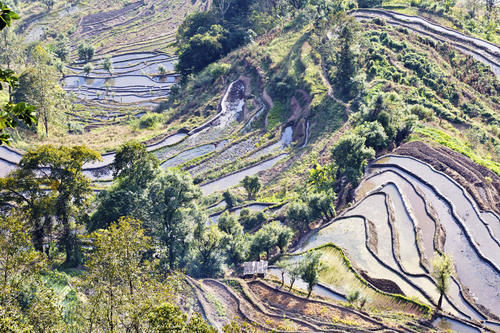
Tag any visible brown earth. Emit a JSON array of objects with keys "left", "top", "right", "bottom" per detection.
[
  {"left": 247, "top": 280, "right": 383, "bottom": 330},
  {"left": 360, "top": 271, "right": 406, "bottom": 295},
  {"left": 395, "top": 141, "right": 500, "bottom": 212}
]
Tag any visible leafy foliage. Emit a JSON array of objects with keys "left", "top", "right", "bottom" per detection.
[
  {"left": 331, "top": 134, "right": 375, "bottom": 186},
  {"left": 241, "top": 175, "right": 261, "bottom": 200},
  {"left": 0, "top": 2, "right": 36, "bottom": 144}
]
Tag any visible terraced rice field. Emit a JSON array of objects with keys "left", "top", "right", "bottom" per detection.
[
  {"left": 294, "top": 154, "right": 499, "bottom": 331},
  {"left": 1, "top": 78, "right": 291, "bottom": 195},
  {"left": 63, "top": 52, "right": 177, "bottom": 108}
]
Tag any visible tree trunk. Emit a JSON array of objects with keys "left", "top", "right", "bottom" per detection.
[
  {"left": 437, "top": 292, "right": 444, "bottom": 312},
  {"left": 280, "top": 272, "right": 285, "bottom": 287},
  {"left": 44, "top": 114, "right": 49, "bottom": 137},
  {"left": 289, "top": 279, "right": 295, "bottom": 292},
  {"left": 61, "top": 209, "right": 75, "bottom": 267},
  {"left": 307, "top": 288, "right": 312, "bottom": 298}
]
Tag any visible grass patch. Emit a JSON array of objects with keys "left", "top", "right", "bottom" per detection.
[{"left": 413, "top": 125, "right": 500, "bottom": 175}]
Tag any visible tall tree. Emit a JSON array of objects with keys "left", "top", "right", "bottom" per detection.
[
  {"left": 147, "top": 169, "right": 202, "bottom": 270},
  {"left": 300, "top": 252, "right": 324, "bottom": 298},
  {"left": 331, "top": 133, "right": 375, "bottom": 186},
  {"left": 0, "top": 215, "right": 45, "bottom": 309},
  {"left": 190, "top": 225, "right": 225, "bottom": 277},
  {"left": 334, "top": 16, "right": 360, "bottom": 101},
  {"left": 90, "top": 141, "right": 159, "bottom": 231},
  {"left": 431, "top": 253, "right": 454, "bottom": 313},
  {"left": 287, "top": 201, "right": 311, "bottom": 232},
  {"left": 241, "top": 175, "right": 261, "bottom": 200},
  {"left": 13, "top": 45, "right": 67, "bottom": 137},
  {"left": 19, "top": 145, "right": 101, "bottom": 267},
  {"left": 0, "top": 171, "right": 55, "bottom": 253},
  {"left": 80, "top": 217, "right": 172, "bottom": 332},
  {"left": 250, "top": 221, "right": 293, "bottom": 260},
  {"left": 307, "top": 190, "right": 336, "bottom": 222}
]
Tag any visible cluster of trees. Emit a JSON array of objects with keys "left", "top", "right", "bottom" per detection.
[
  {"left": 0, "top": 213, "right": 242, "bottom": 332},
  {"left": 286, "top": 189, "right": 336, "bottom": 232},
  {"left": 78, "top": 43, "right": 95, "bottom": 62},
  {"left": 0, "top": 140, "right": 292, "bottom": 279},
  {"left": 176, "top": 0, "right": 360, "bottom": 77},
  {"left": 0, "top": 140, "right": 281, "bottom": 330},
  {"left": 276, "top": 252, "right": 325, "bottom": 298}
]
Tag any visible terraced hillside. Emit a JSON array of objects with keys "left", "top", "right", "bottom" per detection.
[
  {"left": 16, "top": 0, "right": 205, "bottom": 54},
  {"left": 291, "top": 147, "right": 499, "bottom": 332},
  {"left": 1, "top": 0, "right": 499, "bottom": 332}
]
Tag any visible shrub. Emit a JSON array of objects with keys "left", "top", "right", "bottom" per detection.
[{"left": 138, "top": 113, "right": 162, "bottom": 129}]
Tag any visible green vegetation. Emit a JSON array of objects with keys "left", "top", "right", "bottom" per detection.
[
  {"left": 0, "top": 0, "right": 498, "bottom": 330},
  {"left": 431, "top": 253, "right": 454, "bottom": 314},
  {"left": 0, "top": 1, "right": 36, "bottom": 144}
]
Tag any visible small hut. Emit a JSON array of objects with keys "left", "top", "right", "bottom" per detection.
[{"left": 242, "top": 261, "right": 268, "bottom": 278}]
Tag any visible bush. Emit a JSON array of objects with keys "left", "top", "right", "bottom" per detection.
[
  {"left": 239, "top": 209, "right": 267, "bottom": 231},
  {"left": 138, "top": 113, "right": 162, "bottom": 129},
  {"left": 197, "top": 63, "right": 231, "bottom": 85},
  {"left": 78, "top": 43, "right": 94, "bottom": 62}
]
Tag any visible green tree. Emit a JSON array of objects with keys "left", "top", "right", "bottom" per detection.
[
  {"left": 102, "top": 56, "right": 113, "bottom": 74},
  {"left": 190, "top": 225, "right": 225, "bottom": 277},
  {"left": 0, "top": 215, "right": 45, "bottom": 308},
  {"left": 90, "top": 141, "right": 159, "bottom": 231},
  {"left": 222, "top": 190, "right": 237, "bottom": 209},
  {"left": 307, "top": 190, "right": 336, "bottom": 222},
  {"left": 308, "top": 163, "right": 336, "bottom": 191},
  {"left": 241, "top": 175, "right": 261, "bottom": 200},
  {"left": 431, "top": 253, "right": 454, "bottom": 313},
  {"left": 0, "top": 216, "right": 64, "bottom": 331},
  {"left": 218, "top": 211, "right": 242, "bottom": 236},
  {"left": 148, "top": 303, "right": 216, "bottom": 332},
  {"left": 0, "top": 2, "right": 36, "bottom": 144},
  {"left": 83, "top": 63, "right": 92, "bottom": 76},
  {"left": 54, "top": 39, "right": 69, "bottom": 61},
  {"left": 176, "top": 24, "right": 228, "bottom": 76},
  {"left": 19, "top": 145, "right": 101, "bottom": 267},
  {"left": 250, "top": 221, "right": 293, "bottom": 259},
  {"left": 238, "top": 208, "right": 267, "bottom": 231},
  {"left": 0, "top": 27, "right": 22, "bottom": 70},
  {"left": 287, "top": 201, "right": 311, "bottom": 232},
  {"left": 78, "top": 43, "right": 94, "bottom": 62},
  {"left": 355, "top": 121, "right": 389, "bottom": 151},
  {"left": 13, "top": 45, "right": 67, "bottom": 137},
  {"left": 176, "top": 11, "right": 217, "bottom": 46},
  {"left": 112, "top": 141, "right": 160, "bottom": 187},
  {"left": 218, "top": 212, "right": 249, "bottom": 266},
  {"left": 80, "top": 217, "right": 171, "bottom": 332},
  {"left": 0, "top": 171, "right": 55, "bottom": 253},
  {"left": 331, "top": 133, "right": 375, "bottom": 186},
  {"left": 300, "top": 252, "right": 324, "bottom": 298},
  {"left": 287, "top": 261, "right": 303, "bottom": 292},
  {"left": 147, "top": 169, "right": 202, "bottom": 270},
  {"left": 334, "top": 16, "right": 361, "bottom": 101}
]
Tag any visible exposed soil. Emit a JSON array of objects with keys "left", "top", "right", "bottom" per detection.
[
  {"left": 359, "top": 271, "right": 405, "bottom": 295},
  {"left": 247, "top": 280, "right": 383, "bottom": 330},
  {"left": 395, "top": 141, "right": 500, "bottom": 212}
]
